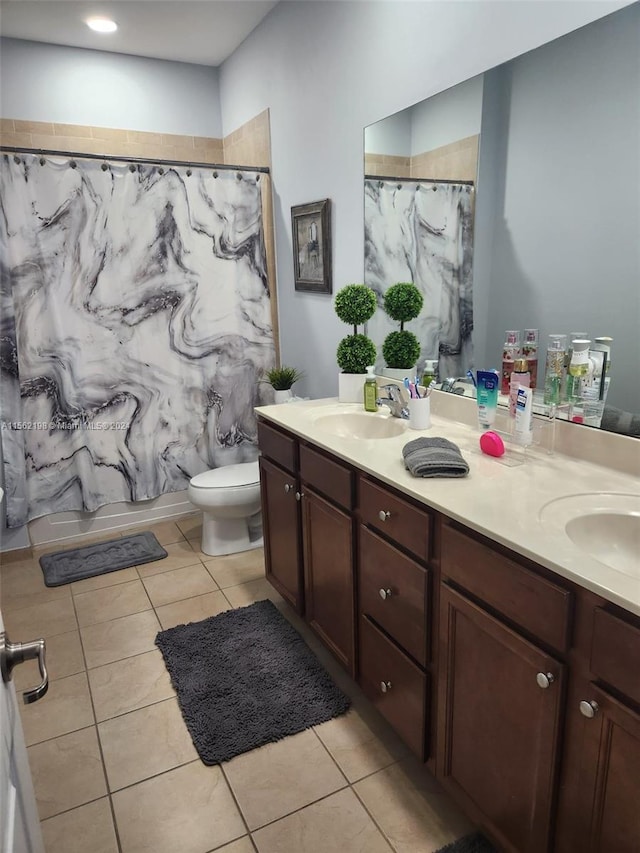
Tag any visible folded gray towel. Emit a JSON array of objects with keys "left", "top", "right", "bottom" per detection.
[{"left": 402, "top": 436, "right": 469, "bottom": 478}]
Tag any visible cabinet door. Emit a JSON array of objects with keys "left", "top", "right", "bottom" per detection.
[
  {"left": 578, "top": 685, "right": 640, "bottom": 853},
  {"left": 302, "top": 488, "right": 355, "bottom": 675},
  {"left": 438, "top": 585, "right": 565, "bottom": 853},
  {"left": 259, "top": 457, "right": 303, "bottom": 613}
]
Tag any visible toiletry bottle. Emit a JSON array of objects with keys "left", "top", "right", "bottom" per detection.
[
  {"left": 593, "top": 337, "right": 613, "bottom": 402},
  {"left": 364, "top": 365, "right": 377, "bottom": 412},
  {"left": 543, "top": 334, "right": 567, "bottom": 406},
  {"left": 501, "top": 330, "right": 520, "bottom": 395},
  {"left": 563, "top": 332, "right": 587, "bottom": 401},
  {"left": 421, "top": 359, "right": 438, "bottom": 389},
  {"left": 509, "top": 358, "right": 530, "bottom": 417},
  {"left": 567, "top": 339, "right": 592, "bottom": 402},
  {"left": 514, "top": 386, "right": 533, "bottom": 446},
  {"left": 523, "top": 329, "right": 538, "bottom": 389}
]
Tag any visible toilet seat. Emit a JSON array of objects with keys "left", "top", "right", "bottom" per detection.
[{"left": 189, "top": 461, "right": 259, "bottom": 490}]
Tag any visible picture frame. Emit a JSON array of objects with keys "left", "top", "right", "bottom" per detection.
[{"left": 291, "top": 199, "right": 332, "bottom": 293}]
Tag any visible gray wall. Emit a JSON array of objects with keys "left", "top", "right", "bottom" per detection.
[
  {"left": 0, "top": 38, "right": 222, "bottom": 137},
  {"left": 218, "top": 0, "right": 631, "bottom": 399},
  {"left": 410, "top": 74, "right": 483, "bottom": 155},
  {"left": 474, "top": 3, "right": 640, "bottom": 411},
  {"left": 365, "top": 110, "right": 412, "bottom": 157}
]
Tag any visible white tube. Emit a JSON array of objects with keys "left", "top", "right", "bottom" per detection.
[{"left": 514, "top": 385, "right": 533, "bottom": 447}]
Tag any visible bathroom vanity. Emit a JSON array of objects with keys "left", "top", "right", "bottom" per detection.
[{"left": 256, "top": 397, "right": 640, "bottom": 853}]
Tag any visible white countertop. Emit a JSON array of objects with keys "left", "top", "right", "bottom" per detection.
[{"left": 256, "top": 396, "right": 640, "bottom": 617}]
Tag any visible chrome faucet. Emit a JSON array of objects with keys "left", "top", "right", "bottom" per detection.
[
  {"left": 440, "top": 377, "right": 476, "bottom": 396},
  {"left": 376, "top": 384, "right": 410, "bottom": 419}
]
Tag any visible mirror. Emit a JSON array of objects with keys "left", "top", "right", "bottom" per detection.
[{"left": 364, "top": 3, "right": 640, "bottom": 436}]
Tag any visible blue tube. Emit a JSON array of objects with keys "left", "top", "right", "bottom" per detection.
[{"left": 476, "top": 370, "right": 499, "bottom": 429}]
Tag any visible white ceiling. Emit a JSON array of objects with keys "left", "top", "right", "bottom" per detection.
[{"left": 0, "top": 1, "right": 279, "bottom": 66}]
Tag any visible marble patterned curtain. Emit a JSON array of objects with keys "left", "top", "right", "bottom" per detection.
[
  {"left": 0, "top": 153, "right": 275, "bottom": 528},
  {"left": 364, "top": 178, "right": 474, "bottom": 379}
]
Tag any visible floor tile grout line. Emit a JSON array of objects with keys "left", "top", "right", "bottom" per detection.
[
  {"left": 69, "top": 590, "right": 125, "bottom": 853},
  {"left": 349, "top": 779, "right": 401, "bottom": 852},
  {"left": 245, "top": 782, "right": 352, "bottom": 835},
  {"left": 219, "top": 762, "right": 257, "bottom": 844}
]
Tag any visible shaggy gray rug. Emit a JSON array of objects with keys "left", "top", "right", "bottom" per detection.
[
  {"left": 155, "top": 599, "right": 351, "bottom": 764},
  {"left": 39, "top": 531, "right": 167, "bottom": 587},
  {"left": 435, "top": 834, "right": 497, "bottom": 853}
]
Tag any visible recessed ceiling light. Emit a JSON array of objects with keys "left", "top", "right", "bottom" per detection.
[{"left": 86, "top": 17, "right": 118, "bottom": 34}]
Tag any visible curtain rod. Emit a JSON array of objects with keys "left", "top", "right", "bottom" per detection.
[
  {"left": 0, "top": 146, "right": 270, "bottom": 174},
  {"left": 365, "top": 174, "right": 474, "bottom": 186}
]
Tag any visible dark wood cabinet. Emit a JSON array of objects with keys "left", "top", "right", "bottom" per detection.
[
  {"left": 302, "top": 488, "right": 355, "bottom": 675},
  {"left": 258, "top": 416, "right": 640, "bottom": 853},
  {"left": 569, "top": 684, "right": 640, "bottom": 853},
  {"left": 259, "top": 456, "right": 303, "bottom": 612},
  {"left": 438, "top": 585, "right": 565, "bottom": 853}
]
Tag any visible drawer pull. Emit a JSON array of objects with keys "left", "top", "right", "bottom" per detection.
[
  {"left": 378, "top": 510, "right": 391, "bottom": 522},
  {"left": 284, "top": 483, "right": 293, "bottom": 494},
  {"left": 579, "top": 700, "right": 600, "bottom": 719},
  {"left": 380, "top": 680, "right": 392, "bottom": 693},
  {"left": 536, "top": 672, "right": 555, "bottom": 689},
  {"left": 295, "top": 491, "right": 304, "bottom": 501},
  {"left": 378, "top": 588, "right": 393, "bottom": 600}
]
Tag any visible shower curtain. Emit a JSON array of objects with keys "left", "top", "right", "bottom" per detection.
[
  {"left": 0, "top": 153, "right": 275, "bottom": 528},
  {"left": 364, "top": 178, "right": 474, "bottom": 379}
]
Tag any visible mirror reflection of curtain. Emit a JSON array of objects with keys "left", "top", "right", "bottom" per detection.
[
  {"left": 0, "top": 153, "right": 274, "bottom": 529},
  {"left": 365, "top": 179, "right": 474, "bottom": 379}
]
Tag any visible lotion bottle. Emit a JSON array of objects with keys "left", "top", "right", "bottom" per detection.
[
  {"left": 509, "top": 358, "right": 530, "bottom": 417},
  {"left": 364, "top": 365, "right": 377, "bottom": 412},
  {"left": 543, "top": 334, "right": 567, "bottom": 405},
  {"left": 523, "top": 329, "right": 539, "bottom": 389}
]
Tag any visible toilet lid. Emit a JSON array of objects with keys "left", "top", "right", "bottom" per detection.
[{"left": 190, "top": 461, "right": 260, "bottom": 489}]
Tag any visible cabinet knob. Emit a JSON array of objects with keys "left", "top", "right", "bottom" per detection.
[
  {"left": 380, "top": 680, "right": 392, "bottom": 693},
  {"left": 284, "top": 484, "right": 292, "bottom": 494},
  {"left": 579, "top": 700, "right": 600, "bottom": 719},
  {"left": 536, "top": 672, "right": 555, "bottom": 689},
  {"left": 378, "top": 510, "right": 391, "bottom": 522},
  {"left": 379, "top": 588, "right": 392, "bottom": 600},
  {"left": 295, "top": 491, "right": 304, "bottom": 502}
]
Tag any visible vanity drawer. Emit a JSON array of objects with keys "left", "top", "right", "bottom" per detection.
[
  {"left": 300, "top": 444, "right": 354, "bottom": 511},
  {"left": 257, "top": 420, "right": 298, "bottom": 475},
  {"left": 590, "top": 608, "right": 640, "bottom": 705},
  {"left": 441, "top": 524, "right": 572, "bottom": 654},
  {"left": 359, "top": 615, "right": 428, "bottom": 760},
  {"left": 359, "top": 477, "right": 431, "bottom": 563},
  {"left": 359, "top": 526, "right": 429, "bottom": 666}
]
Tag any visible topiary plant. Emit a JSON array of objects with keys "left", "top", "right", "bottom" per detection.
[
  {"left": 382, "top": 282, "right": 423, "bottom": 369},
  {"left": 334, "top": 284, "right": 377, "bottom": 374}
]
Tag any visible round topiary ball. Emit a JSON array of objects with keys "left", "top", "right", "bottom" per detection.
[
  {"left": 334, "top": 284, "right": 377, "bottom": 327},
  {"left": 383, "top": 282, "right": 423, "bottom": 324},
  {"left": 336, "top": 334, "right": 377, "bottom": 374},
  {"left": 382, "top": 330, "right": 421, "bottom": 369}
]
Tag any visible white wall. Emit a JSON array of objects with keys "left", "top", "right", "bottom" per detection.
[
  {"left": 0, "top": 38, "right": 222, "bottom": 137},
  {"left": 218, "top": 0, "right": 632, "bottom": 400},
  {"left": 364, "top": 109, "right": 411, "bottom": 157},
  {"left": 410, "top": 73, "right": 483, "bottom": 155}
]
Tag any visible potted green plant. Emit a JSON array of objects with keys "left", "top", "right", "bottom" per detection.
[
  {"left": 334, "top": 283, "right": 377, "bottom": 402},
  {"left": 262, "top": 365, "right": 304, "bottom": 403},
  {"left": 382, "top": 282, "right": 423, "bottom": 380}
]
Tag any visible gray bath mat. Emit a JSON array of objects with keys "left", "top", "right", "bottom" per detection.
[
  {"left": 155, "top": 599, "right": 351, "bottom": 764},
  {"left": 435, "top": 834, "right": 497, "bottom": 853},
  {"left": 39, "top": 531, "right": 167, "bottom": 587}
]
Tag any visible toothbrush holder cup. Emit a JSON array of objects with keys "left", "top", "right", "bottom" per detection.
[{"left": 408, "top": 397, "right": 431, "bottom": 430}]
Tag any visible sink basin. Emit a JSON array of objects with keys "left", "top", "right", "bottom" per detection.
[
  {"left": 314, "top": 412, "right": 407, "bottom": 440},
  {"left": 539, "top": 493, "right": 640, "bottom": 577}
]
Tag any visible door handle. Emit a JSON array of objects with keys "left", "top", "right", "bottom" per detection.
[{"left": 0, "top": 632, "right": 49, "bottom": 704}]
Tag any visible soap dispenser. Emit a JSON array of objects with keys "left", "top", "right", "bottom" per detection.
[{"left": 364, "top": 365, "right": 377, "bottom": 412}]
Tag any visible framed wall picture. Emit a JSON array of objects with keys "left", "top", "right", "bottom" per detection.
[{"left": 291, "top": 198, "right": 332, "bottom": 293}]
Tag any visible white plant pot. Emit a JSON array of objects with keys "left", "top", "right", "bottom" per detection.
[
  {"left": 274, "top": 389, "right": 292, "bottom": 404},
  {"left": 338, "top": 372, "right": 366, "bottom": 404},
  {"left": 381, "top": 367, "right": 416, "bottom": 382}
]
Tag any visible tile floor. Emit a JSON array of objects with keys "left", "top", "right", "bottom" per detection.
[{"left": 0, "top": 516, "right": 475, "bottom": 853}]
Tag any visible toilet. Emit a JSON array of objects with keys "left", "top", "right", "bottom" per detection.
[{"left": 187, "top": 460, "right": 262, "bottom": 556}]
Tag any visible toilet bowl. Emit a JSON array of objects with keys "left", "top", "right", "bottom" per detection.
[{"left": 187, "top": 461, "right": 262, "bottom": 556}]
